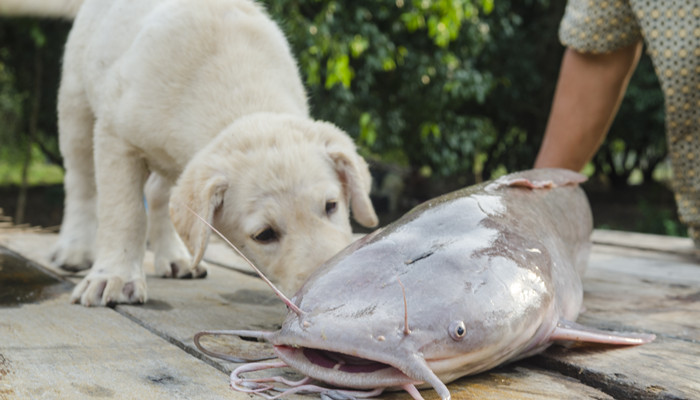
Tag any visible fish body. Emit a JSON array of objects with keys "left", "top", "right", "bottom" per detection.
[{"left": 195, "top": 168, "right": 654, "bottom": 399}]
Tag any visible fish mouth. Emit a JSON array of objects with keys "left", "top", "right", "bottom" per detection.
[
  {"left": 299, "top": 347, "right": 394, "bottom": 373},
  {"left": 273, "top": 344, "right": 420, "bottom": 389}
]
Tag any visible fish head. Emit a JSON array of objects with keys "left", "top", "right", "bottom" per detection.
[{"left": 269, "top": 195, "right": 559, "bottom": 395}]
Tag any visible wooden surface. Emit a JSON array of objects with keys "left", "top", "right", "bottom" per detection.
[{"left": 1, "top": 230, "right": 698, "bottom": 399}]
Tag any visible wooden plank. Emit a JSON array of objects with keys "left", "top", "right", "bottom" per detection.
[
  {"left": 1, "top": 230, "right": 694, "bottom": 399},
  {"left": 204, "top": 231, "right": 700, "bottom": 399},
  {"left": 0, "top": 234, "right": 275, "bottom": 399},
  {"left": 0, "top": 293, "right": 240, "bottom": 399},
  {"left": 106, "top": 236, "right": 618, "bottom": 399},
  {"left": 116, "top": 262, "right": 289, "bottom": 357},
  {"left": 536, "top": 338, "right": 700, "bottom": 400},
  {"left": 531, "top": 243, "right": 700, "bottom": 399},
  {"left": 0, "top": 231, "right": 616, "bottom": 399},
  {"left": 115, "top": 244, "right": 611, "bottom": 398},
  {"left": 582, "top": 244, "right": 700, "bottom": 340},
  {"left": 592, "top": 229, "right": 699, "bottom": 258},
  {"left": 119, "top": 272, "right": 615, "bottom": 400},
  {"left": 382, "top": 365, "right": 614, "bottom": 400}
]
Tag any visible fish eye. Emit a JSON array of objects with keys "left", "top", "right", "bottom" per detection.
[
  {"left": 252, "top": 227, "right": 278, "bottom": 244},
  {"left": 325, "top": 200, "right": 338, "bottom": 216},
  {"left": 449, "top": 320, "right": 466, "bottom": 341}
]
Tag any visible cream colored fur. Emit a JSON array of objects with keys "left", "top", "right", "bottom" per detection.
[{"left": 43, "top": 0, "right": 377, "bottom": 306}]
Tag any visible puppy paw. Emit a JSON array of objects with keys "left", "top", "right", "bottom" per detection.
[
  {"left": 152, "top": 235, "right": 207, "bottom": 279},
  {"left": 71, "top": 271, "right": 147, "bottom": 307},
  {"left": 154, "top": 254, "right": 208, "bottom": 279},
  {"left": 51, "top": 240, "right": 94, "bottom": 272}
]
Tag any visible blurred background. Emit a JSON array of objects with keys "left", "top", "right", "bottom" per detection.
[{"left": 0, "top": 0, "right": 682, "bottom": 236}]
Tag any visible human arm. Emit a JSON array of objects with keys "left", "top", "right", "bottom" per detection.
[{"left": 534, "top": 42, "right": 643, "bottom": 171}]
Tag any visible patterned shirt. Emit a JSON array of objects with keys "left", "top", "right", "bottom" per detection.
[{"left": 560, "top": 0, "right": 700, "bottom": 240}]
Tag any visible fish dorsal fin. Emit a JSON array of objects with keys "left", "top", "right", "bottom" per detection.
[
  {"left": 501, "top": 178, "right": 556, "bottom": 189},
  {"left": 486, "top": 168, "right": 587, "bottom": 191},
  {"left": 551, "top": 319, "right": 655, "bottom": 345}
]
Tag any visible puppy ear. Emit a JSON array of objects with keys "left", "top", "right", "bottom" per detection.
[
  {"left": 170, "top": 172, "right": 228, "bottom": 268},
  {"left": 328, "top": 147, "right": 379, "bottom": 228}
]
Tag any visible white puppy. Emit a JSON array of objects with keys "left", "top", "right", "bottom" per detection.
[{"left": 23, "top": 0, "right": 378, "bottom": 306}]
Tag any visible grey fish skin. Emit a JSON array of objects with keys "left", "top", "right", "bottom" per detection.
[
  {"left": 195, "top": 168, "right": 655, "bottom": 400},
  {"left": 267, "top": 169, "right": 654, "bottom": 398},
  {"left": 272, "top": 169, "right": 591, "bottom": 391}
]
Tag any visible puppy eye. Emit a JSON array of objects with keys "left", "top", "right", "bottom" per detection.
[
  {"left": 252, "top": 227, "right": 278, "bottom": 243},
  {"left": 449, "top": 320, "right": 466, "bottom": 341},
  {"left": 325, "top": 200, "right": 338, "bottom": 216}
]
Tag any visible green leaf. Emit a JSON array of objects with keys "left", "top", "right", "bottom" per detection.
[
  {"left": 481, "top": 0, "right": 494, "bottom": 14},
  {"left": 29, "top": 24, "right": 46, "bottom": 48},
  {"left": 359, "top": 112, "right": 377, "bottom": 146},
  {"left": 350, "top": 35, "right": 369, "bottom": 58},
  {"left": 325, "top": 53, "right": 354, "bottom": 89}
]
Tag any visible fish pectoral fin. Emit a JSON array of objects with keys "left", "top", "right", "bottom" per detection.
[{"left": 551, "top": 319, "right": 656, "bottom": 345}]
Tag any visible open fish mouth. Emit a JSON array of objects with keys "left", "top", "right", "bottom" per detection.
[
  {"left": 298, "top": 348, "right": 394, "bottom": 373},
  {"left": 273, "top": 344, "right": 421, "bottom": 389}
]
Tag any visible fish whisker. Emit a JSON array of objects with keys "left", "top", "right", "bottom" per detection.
[
  {"left": 397, "top": 276, "right": 411, "bottom": 335},
  {"left": 184, "top": 205, "right": 304, "bottom": 316}
]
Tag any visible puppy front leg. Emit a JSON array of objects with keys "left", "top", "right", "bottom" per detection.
[
  {"left": 51, "top": 79, "right": 97, "bottom": 271},
  {"left": 71, "top": 130, "right": 149, "bottom": 306},
  {"left": 145, "top": 173, "right": 207, "bottom": 279}
]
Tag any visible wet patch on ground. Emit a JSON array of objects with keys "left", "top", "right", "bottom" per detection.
[{"left": 0, "top": 247, "right": 72, "bottom": 307}]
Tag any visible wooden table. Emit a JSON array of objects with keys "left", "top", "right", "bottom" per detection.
[{"left": 0, "top": 230, "right": 698, "bottom": 399}]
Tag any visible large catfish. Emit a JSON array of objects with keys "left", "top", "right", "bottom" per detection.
[{"left": 195, "top": 168, "right": 655, "bottom": 400}]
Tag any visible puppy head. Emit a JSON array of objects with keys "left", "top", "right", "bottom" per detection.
[{"left": 170, "top": 113, "right": 378, "bottom": 293}]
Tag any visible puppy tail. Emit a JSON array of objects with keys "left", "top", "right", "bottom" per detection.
[{"left": 0, "top": 0, "right": 84, "bottom": 19}]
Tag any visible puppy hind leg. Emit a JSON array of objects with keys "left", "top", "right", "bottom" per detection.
[
  {"left": 72, "top": 128, "right": 149, "bottom": 306},
  {"left": 145, "top": 173, "right": 207, "bottom": 279},
  {"left": 52, "top": 79, "right": 97, "bottom": 272}
]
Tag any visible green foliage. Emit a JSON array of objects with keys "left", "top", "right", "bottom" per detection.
[
  {"left": 0, "top": 56, "right": 26, "bottom": 164},
  {"left": 0, "top": 18, "right": 71, "bottom": 179},
  {"left": 264, "top": 0, "right": 664, "bottom": 186},
  {"left": 636, "top": 198, "right": 684, "bottom": 236},
  {"left": 0, "top": 3, "right": 667, "bottom": 191},
  {"left": 264, "top": 0, "right": 567, "bottom": 182},
  {"left": 0, "top": 143, "right": 63, "bottom": 185}
]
